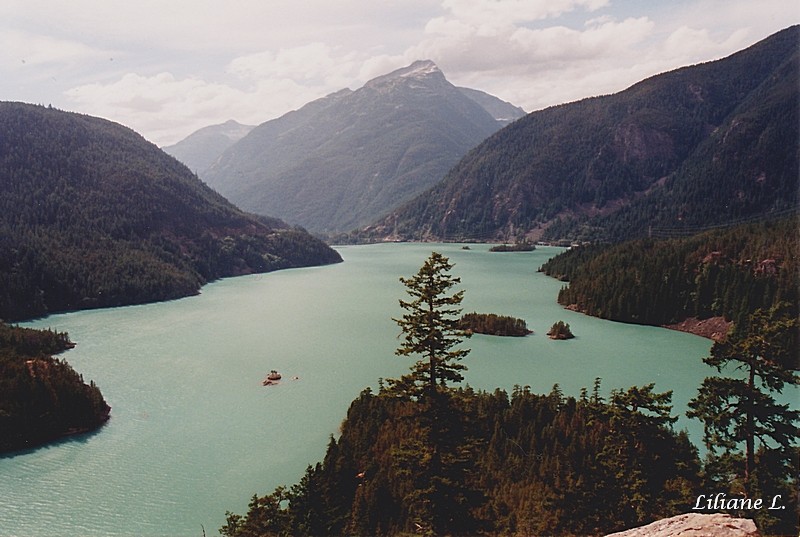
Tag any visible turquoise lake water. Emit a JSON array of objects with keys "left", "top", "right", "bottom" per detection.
[{"left": 3, "top": 243, "right": 720, "bottom": 536}]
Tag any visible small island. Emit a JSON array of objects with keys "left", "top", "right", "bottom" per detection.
[
  {"left": 459, "top": 312, "right": 533, "bottom": 337},
  {"left": 489, "top": 242, "right": 536, "bottom": 252},
  {"left": 547, "top": 320, "right": 575, "bottom": 340}
]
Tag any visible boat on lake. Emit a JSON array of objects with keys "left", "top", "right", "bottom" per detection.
[{"left": 263, "top": 370, "right": 282, "bottom": 385}]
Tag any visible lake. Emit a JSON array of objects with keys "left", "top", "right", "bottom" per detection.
[{"left": 4, "top": 243, "right": 716, "bottom": 536}]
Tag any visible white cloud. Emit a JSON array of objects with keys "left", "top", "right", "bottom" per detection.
[
  {"left": 0, "top": 0, "right": 438, "bottom": 54},
  {"left": 440, "top": 0, "right": 609, "bottom": 25},
  {"left": 65, "top": 66, "right": 357, "bottom": 147},
  {"left": 407, "top": 14, "right": 655, "bottom": 88},
  {"left": 509, "top": 17, "right": 655, "bottom": 62},
  {"left": 661, "top": 26, "right": 752, "bottom": 63},
  {"left": 0, "top": 29, "right": 111, "bottom": 69},
  {"left": 9, "top": 0, "right": 792, "bottom": 146},
  {"left": 228, "top": 43, "right": 362, "bottom": 89},
  {"left": 66, "top": 73, "right": 253, "bottom": 146},
  {"left": 402, "top": 0, "right": 795, "bottom": 115}
]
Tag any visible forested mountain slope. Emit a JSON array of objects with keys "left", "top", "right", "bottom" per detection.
[
  {"left": 165, "top": 89, "right": 523, "bottom": 180},
  {"left": 221, "top": 385, "right": 704, "bottom": 536},
  {"left": 540, "top": 217, "right": 798, "bottom": 328},
  {"left": 201, "top": 60, "right": 514, "bottom": 233},
  {"left": 362, "top": 26, "right": 798, "bottom": 242},
  {"left": 0, "top": 102, "right": 341, "bottom": 321}
]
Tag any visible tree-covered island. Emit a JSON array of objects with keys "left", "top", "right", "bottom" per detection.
[
  {"left": 488, "top": 242, "right": 535, "bottom": 252},
  {"left": 459, "top": 312, "right": 532, "bottom": 336},
  {"left": 547, "top": 320, "right": 575, "bottom": 340}
]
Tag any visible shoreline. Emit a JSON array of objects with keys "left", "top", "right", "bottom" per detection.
[
  {"left": 564, "top": 302, "right": 731, "bottom": 342},
  {"left": 662, "top": 316, "right": 732, "bottom": 342}
]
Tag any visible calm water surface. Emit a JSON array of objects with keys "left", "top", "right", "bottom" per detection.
[{"left": 4, "top": 244, "right": 717, "bottom": 536}]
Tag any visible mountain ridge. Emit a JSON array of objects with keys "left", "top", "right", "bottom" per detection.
[
  {"left": 0, "top": 102, "right": 341, "bottom": 321},
  {"left": 359, "top": 26, "right": 798, "bottom": 243},
  {"left": 200, "top": 60, "right": 524, "bottom": 233},
  {"left": 162, "top": 119, "right": 254, "bottom": 174}
]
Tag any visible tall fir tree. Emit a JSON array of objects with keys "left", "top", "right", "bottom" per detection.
[
  {"left": 389, "top": 251, "right": 471, "bottom": 399},
  {"left": 687, "top": 302, "right": 799, "bottom": 491},
  {"left": 387, "top": 252, "right": 482, "bottom": 535}
]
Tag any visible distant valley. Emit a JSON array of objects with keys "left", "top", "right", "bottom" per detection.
[
  {"left": 167, "top": 28, "right": 798, "bottom": 244},
  {"left": 1, "top": 25, "right": 797, "bottom": 537},
  {"left": 181, "top": 60, "right": 524, "bottom": 233},
  {"left": 162, "top": 119, "right": 254, "bottom": 175}
]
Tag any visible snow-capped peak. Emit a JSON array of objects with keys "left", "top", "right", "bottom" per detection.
[
  {"left": 364, "top": 60, "right": 445, "bottom": 91},
  {"left": 398, "top": 60, "right": 440, "bottom": 78}
]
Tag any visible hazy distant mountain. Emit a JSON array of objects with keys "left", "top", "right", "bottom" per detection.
[
  {"left": 201, "top": 60, "right": 511, "bottom": 233},
  {"left": 0, "top": 103, "right": 341, "bottom": 321},
  {"left": 162, "top": 119, "right": 254, "bottom": 174},
  {"left": 457, "top": 87, "right": 526, "bottom": 125},
  {"left": 361, "top": 26, "right": 798, "bottom": 242}
]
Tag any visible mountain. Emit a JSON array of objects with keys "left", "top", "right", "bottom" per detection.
[
  {"left": 201, "top": 60, "right": 512, "bottom": 233},
  {"left": 361, "top": 26, "right": 799, "bottom": 242},
  {"left": 0, "top": 102, "right": 341, "bottom": 322},
  {"left": 164, "top": 86, "right": 524, "bottom": 181},
  {"left": 162, "top": 119, "right": 254, "bottom": 175},
  {"left": 457, "top": 86, "right": 526, "bottom": 125},
  {"left": 540, "top": 217, "right": 798, "bottom": 329}
]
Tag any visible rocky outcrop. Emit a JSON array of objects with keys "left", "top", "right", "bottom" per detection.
[
  {"left": 605, "top": 513, "right": 759, "bottom": 537},
  {"left": 664, "top": 316, "right": 733, "bottom": 341}
]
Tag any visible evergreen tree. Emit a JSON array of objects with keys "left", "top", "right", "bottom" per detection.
[
  {"left": 687, "top": 302, "right": 799, "bottom": 490},
  {"left": 387, "top": 252, "right": 482, "bottom": 535},
  {"left": 389, "top": 252, "right": 471, "bottom": 399}
]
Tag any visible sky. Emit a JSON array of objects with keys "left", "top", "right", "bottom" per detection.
[{"left": 2, "top": 1, "right": 797, "bottom": 147}]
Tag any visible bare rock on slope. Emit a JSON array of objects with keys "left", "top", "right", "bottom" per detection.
[{"left": 605, "top": 513, "right": 759, "bottom": 537}]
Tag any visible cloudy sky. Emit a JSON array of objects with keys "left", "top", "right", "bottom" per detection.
[{"left": 2, "top": 0, "right": 797, "bottom": 146}]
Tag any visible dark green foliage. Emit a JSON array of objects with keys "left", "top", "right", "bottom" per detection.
[
  {"left": 460, "top": 312, "right": 532, "bottom": 336},
  {"left": 687, "top": 303, "right": 799, "bottom": 533},
  {"left": 541, "top": 218, "right": 798, "bottom": 327},
  {"left": 220, "top": 383, "right": 702, "bottom": 536},
  {"left": 488, "top": 242, "right": 535, "bottom": 252},
  {"left": 389, "top": 252, "right": 471, "bottom": 399},
  {"left": 362, "top": 26, "right": 798, "bottom": 243},
  {"left": 0, "top": 102, "right": 341, "bottom": 321},
  {"left": 0, "top": 322, "right": 109, "bottom": 452},
  {"left": 546, "top": 320, "right": 574, "bottom": 340},
  {"left": 537, "top": 243, "right": 605, "bottom": 282},
  {"left": 0, "top": 322, "right": 72, "bottom": 356}
]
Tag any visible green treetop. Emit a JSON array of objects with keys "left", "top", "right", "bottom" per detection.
[{"left": 390, "top": 252, "right": 471, "bottom": 399}]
